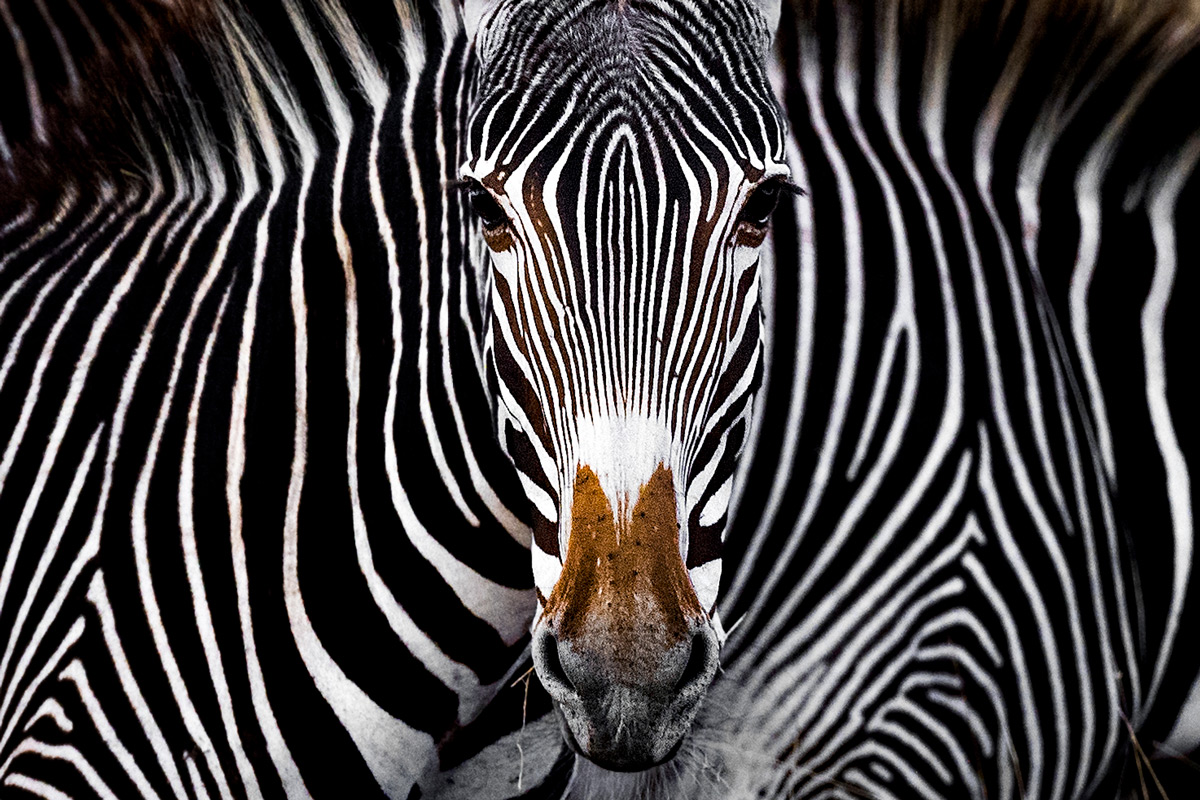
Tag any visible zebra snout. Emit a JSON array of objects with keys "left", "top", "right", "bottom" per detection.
[{"left": 533, "top": 622, "right": 720, "bottom": 772}]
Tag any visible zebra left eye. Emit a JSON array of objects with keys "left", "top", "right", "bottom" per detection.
[
  {"left": 465, "top": 183, "right": 510, "bottom": 230},
  {"left": 739, "top": 180, "right": 784, "bottom": 228}
]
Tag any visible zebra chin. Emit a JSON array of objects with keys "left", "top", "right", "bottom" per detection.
[{"left": 531, "top": 463, "right": 721, "bottom": 772}]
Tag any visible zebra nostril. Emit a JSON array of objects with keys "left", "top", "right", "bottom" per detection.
[
  {"left": 545, "top": 641, "right": 574, "bottom": 690},
  {"left": 533, "top": 628, "right": 575, "bottom": 693},
  {"left": 676, "top": 629, "right": 712, "bottom": 690}
]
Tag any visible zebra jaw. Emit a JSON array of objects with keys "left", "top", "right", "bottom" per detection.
[{"left": 532, "top": 463, "right": 720, "bottom": 771}]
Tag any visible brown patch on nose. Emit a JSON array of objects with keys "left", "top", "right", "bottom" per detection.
[{"left": 543, "top": 464, "right": 702, "bottom": 681}]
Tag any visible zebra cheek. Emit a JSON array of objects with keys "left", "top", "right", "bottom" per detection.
[
  {"left": 486, "top": 241, "right": 519, "bottom": 283},
  {"left": 689, "top": 560, "right": 721, "bottom": 613},
  {"left": 532, "top": 540, "right": 563, "bottom": 608},
  {"left": 732, "top": 239, "right": 764, "bottom": 272}
]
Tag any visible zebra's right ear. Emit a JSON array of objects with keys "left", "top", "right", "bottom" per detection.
[{"left": 461, "top": 0, "right": 503, "bottom": 42}]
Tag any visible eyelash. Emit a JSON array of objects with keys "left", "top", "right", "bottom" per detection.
[
  {"left": 737, "top": 178, "right": 802, "bottom": 229},
  {"left": 459, "top": 180, "right": 509, "bottom": 229}
]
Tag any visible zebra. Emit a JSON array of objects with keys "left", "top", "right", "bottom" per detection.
[
  {"left": 0, "top": 1, "right": 543, "bottom": 797},
  {"left": 457, "top": 0, "right": 1200, "bottom": 795},
  {"left": 460, "top": 0, "right": 791, "bottom": 773},
  {"left": 0, "top": 2, "right": 1197, "bottom": 800},
  {"left": 701, "top": 2, "right": 1200, "bottom": 798}
]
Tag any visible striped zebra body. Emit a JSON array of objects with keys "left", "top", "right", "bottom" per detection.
[
  {"left": 0, "top": 1, "right": 1197, "bottom": 799},
  {"left": 0, "top": 2, "right": 539, "bottom": 797},
  {"left": 703, "top": 3, "right": 1200, "bottom": 799}
]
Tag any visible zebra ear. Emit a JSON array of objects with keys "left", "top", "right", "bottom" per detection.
[
  {"left": 461, "top": 0, "right": 503, "bottom": 41},
  {"left": 753, "top": 0, "right": 782, "bottom": 41}
]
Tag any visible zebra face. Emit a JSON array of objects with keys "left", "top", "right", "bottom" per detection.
[{"left": 461, "top": 0, "right": 786, "bottom": 771}]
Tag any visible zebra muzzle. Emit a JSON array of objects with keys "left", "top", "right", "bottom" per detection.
[{"left": 532, "top": 464, "right": 719, "bottom": 771}]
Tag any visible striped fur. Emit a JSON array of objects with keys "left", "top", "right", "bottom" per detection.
[
  {"left": 703, "top": 2, "right": 1200, "bottom": 798},
  {"left": 465, "top": 0, "right": 785, "bottom": 605},
  {"left": 0, "top": 1, "right": 536, "bottom": 797},
  {"left": 0, "top": 0, "right": 1197, "bottom": 798},
  {"left": 461, "top": 0, "right": 789, "bottom": 769}
]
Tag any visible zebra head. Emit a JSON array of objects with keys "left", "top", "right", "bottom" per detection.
[{"left": 461, "top": 0, "right": 787, "bottom": 771}]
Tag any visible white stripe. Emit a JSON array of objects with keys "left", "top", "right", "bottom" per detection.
[
  {"left": 7, "top": 739, "right": 119, "bottom": 800},
  {"left": 32, "top": 0, "right": 80, "bottom": 103},
  {"left": 58, "top": 659, "right": 162, "bottom": 800},
  {"left": 88, "top": 572, "right": 188, "bottom": 799},
  {"left": 961, "top": 546, "right": 1044, "bottom": 799},
  {"left": 0, "top": 616, "right": 84, "bottom": 766},
  {"left": 23, "top": 698, "right": 71, "bottom": 734},
  {"left": 1139, "top": 134, "right": 1200, "bottom": 719},
  {"left": 185, "top": 752, "right": 215, "bottom": 800},
  {"left": 0, "top": 0, "right": 48, "bottom": 145},
  {"left": 0, "top": 180, "right": 162, "bottom": 644},
  {"left": 728, "top": 26, "right": 864, "bottom": 650},
  {"left": 721, "top": 134, "right": 815, "bottom": 614},
  {"left": 0, "top": 188, "right": 77, "bottom": 282},
  {"left": 280, "top": 14, "right": 437, "bottom": 788},
  {"left": 218, "top": 25, "right": 310, "bottom": 796},
  {"left": 0, "top": 427, "right": 100, "bottom": 715},
  {"left": 107, "top": 150, "right": 241, "bottom": 800},
  {"left": 0, "top": 191, "right": 99, "bottom": 388},
  {"left": 4, "top": 773, "right": 73, "bottom": 800},
  {"left": 432, "top": 34, "right": 530, "bottom": 547}
]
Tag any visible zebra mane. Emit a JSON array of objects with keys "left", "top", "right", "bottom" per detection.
[
  {"left": 5, "top": 0, "right": 1197, "bottom": 206},
  {"left": 0, "top": 1, "right": 416, "bottom": 215},
  {"left": 0, "top": 1, "right": 216, "bottom": 200}
]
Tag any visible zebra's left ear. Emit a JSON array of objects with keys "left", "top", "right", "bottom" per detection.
[
  {"left": 461, "top": 0, "right": 503, "bottom": 41},
  {"left": 752, "top": 0, "right": 782, "bottom": 41}
]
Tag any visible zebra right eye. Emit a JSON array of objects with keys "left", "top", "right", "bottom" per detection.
[{"left": 466, "top": 184, "right": 509, "bottom": 230}]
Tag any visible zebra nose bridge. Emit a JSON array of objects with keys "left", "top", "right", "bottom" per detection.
[{"left": 543, "top": 463, "right": 703, "bottom": 653}]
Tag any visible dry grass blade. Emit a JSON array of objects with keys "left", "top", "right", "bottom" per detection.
[
  {"left": 1122, "top": 712, "right": 1171, "bottom": 799},
  {"left": 512, "top": 666, "right": 535, "bottom": 792}
]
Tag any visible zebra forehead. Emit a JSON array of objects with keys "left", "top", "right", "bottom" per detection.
[
  {"left": 476, "top": 0, "right": 773, "bottom": 74},
  {"left": 467, "top": 0, "right": 784, "bottom": 168},
  {"left": 506, "top": 124, "right": 750, "bottom": 214}
]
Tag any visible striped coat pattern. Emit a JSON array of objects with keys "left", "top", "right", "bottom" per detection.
[{"left": 0, "top": 0, "right": 1197, "bottom": 798}]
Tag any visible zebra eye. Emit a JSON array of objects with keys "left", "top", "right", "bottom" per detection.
[
  {"left": 738, "top": 180, "right": 783, "bottom": 229},
  {"left": 465, "top": 183, "right": 509, "bottom": 230}
]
